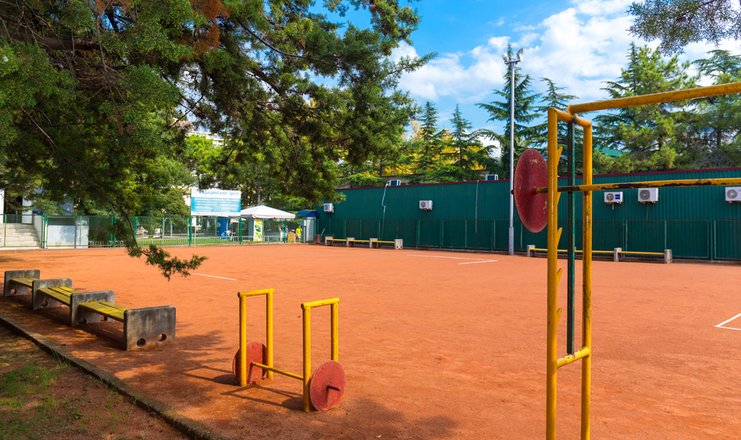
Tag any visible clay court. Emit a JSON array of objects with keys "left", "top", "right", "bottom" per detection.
[{"left": 0, "top": 245, "right": 739, "bottom": 439}]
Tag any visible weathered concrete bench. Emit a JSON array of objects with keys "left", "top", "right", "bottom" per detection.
[
  {"left": 76, "top": 300, "right": 176, "bottom": 351},
  {"left": 526, "top": 245, "right": 672, "bottom": 263},
  {"left": 4, "top": 269, "right": 41, "bottom": 297},
  {"left": 31, "top": 278, "right": 114, "bottom": 326},
  {"left": 325, "top": 237, "right": 403, "bottom": 249},
  {"left": 370, "top": 238, "right": 403, "bottom": 249}
]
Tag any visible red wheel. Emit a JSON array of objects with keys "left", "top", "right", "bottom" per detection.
[
  {"left": 309, "top": 360, "right": 346, "bottom": 411},
  {"left": 232, "top": 342, "right": 266, "bottom": 384},
  {"left": 514, "top": 149, "right": 549, "bottom": 233}
]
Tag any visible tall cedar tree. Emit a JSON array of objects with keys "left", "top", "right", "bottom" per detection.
[
  {"left": 0, "top": 0, "right": 424, "bottom": 277},
  {"left": 629, "top": 0, "right": 741, "bottom": 54},
  {"left": 410, "top": 101, "right": 447, "bottom": 182},
  {"left": 478, "top": 45, "right": 539, "bottom": 178},
  {"left": 594, "top": 44, "right": 696, "bottom": 172},
  {"left": 449, "top": 105, "right": 491, "bottom": 181},
  {"left": 688, "top": 50, "right": 741, "bottom": 167},
  {"left": 532, "top": 77, "right": 580, "bottom": 174}
]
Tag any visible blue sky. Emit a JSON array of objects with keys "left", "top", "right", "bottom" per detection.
[{"left": 374, "top": 0, "right": 741, "bottom": 152}]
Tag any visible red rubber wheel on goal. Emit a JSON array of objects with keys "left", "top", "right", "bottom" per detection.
[
  {"left": 514, "top": 149, "right": 549, "bottom": 233},
  {"left": 232, "top": 342, "right": 267, "bottom": 384},
  {"left": 309, "top": 360, "right": 346, "bottom": 411}
]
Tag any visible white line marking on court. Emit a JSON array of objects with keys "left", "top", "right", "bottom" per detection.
[
  {"left": 191, "top": 273, "right": 238, "bottom": 281},
  {"left": 458, "top": 259, "right": 498, "bottom": 265},
  {"left": 408, "top": 254, "right": 497, "bottom": 265},
  {"left": 715, "top": 313, "right": 741, "bottom": 331}
]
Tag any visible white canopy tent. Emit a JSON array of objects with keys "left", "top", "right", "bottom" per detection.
[{"left": 239, "top": 205, "right": 295, "bottom": 219}]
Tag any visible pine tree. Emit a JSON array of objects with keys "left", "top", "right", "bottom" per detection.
[
  {"left": 595, "top": 44, "right": 696, "bottom": 171},
  {"left": 689, "top": 50, "right": 741, "bottom": 167},
  {"left": 0, "top": 0, "right": 423, "bottom": 277},
  {"left": 531, "top": 78, "right": 581, "bottom": 173},
  {"left": 477, "top": 45, "right": 540, "bottom": 178},
  {"left": 449, "top": 105, "right": 492, "bottom": 180},
  {"left": 411, "top": 102, "right": 447, "bottom": 182},
  {"left": 629, "top": 0, "right": 741, "bottom": 54}
]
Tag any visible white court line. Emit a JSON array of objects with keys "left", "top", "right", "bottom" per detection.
[
  {"left": 191, "top": 273, "right": 238, "bottom": 281},
  {"left": 458, "top": 259, "right": 498, "bottom": 265},
  {"left": 715, "top": 313, "right": 741, "bottom": 331},
  {"left": 408, "top": 254, "right": 497, "bottom": 265}
]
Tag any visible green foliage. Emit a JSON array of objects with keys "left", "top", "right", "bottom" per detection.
[
  {"left": 1, "top": 1, "right": 422, "bottom": 278},
  {"left": 449, "top": 105, "right": 493, "bottom": 180},
  {"left": 629, "top": 0, "right": 741, "bottom": 54},
  {"left": 478, "top": 45, "right": 540, "bottom": 178},
  {"left": 595, "top": 44, "right": 697, "bottom": 171},
  {"left": 127, "top": 243, "right": 207, "bottom": 280}
]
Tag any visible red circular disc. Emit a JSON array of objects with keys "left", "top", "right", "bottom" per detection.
[
  {"left": 232, "top": 342, "right": 266, "bottom": 384},
  {"left": 514, "top": 149, "right": 548, "bottom": 233},
  {"left": 309, "top": 361, "right": 346, "bottom": 411}
]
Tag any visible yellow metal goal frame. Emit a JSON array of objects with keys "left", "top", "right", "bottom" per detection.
[
  {"left": 237, "top": 288, "right": 340, "bottom": 412},
  {"left": 544, "top": 82, "right": 741, "bottom": 439}
]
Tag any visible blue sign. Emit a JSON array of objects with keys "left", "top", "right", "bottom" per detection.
[{"left": 190, "top": 189, "right": 241, "bottom": 216}]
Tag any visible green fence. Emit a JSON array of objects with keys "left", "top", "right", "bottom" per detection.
[
  {"left": 1, "top": 215, "right": 306, "bottom": 249},
  {"left": 316, "top": 168, "right": 741, "bottom": 261}
]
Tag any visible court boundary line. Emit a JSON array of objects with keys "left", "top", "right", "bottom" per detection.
[
  {"left": 408, "top": 254, "right": 498, "bottom": 265},
  {"left": 191, "top": 273, "right": 238, "bottom": 281},
  {"left": 715, "top": 313, "right": 741, "bottom": 331}
]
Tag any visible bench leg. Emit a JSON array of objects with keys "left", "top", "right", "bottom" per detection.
[
  {"left": 31, "top": 279, "right": 72, "bottom": 311},
  {"left": 124, "top": 306, "right": 176, "bottom": 351},
  {"left": 3, "top": 269, "right": 40, "bottom": 296},
  {"left": 70, "top": 291, "right": 115, "bottom": 326}
]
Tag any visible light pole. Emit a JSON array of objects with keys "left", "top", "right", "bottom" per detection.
[{"left": 503, "top": 48, "right": 523, "bottom": 256}]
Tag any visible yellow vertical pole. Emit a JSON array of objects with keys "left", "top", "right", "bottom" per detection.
[
  {"left": 331, "top": 302, "right": 339, "bottom": 362},
  {"left": 302, "top": 306, "right": 312, "bottom": 412},
  {"left": 239, "top": 293, "right": 248, "bottom": 387},
  {"left": 581, "top": 123, "right": 593, "bottom": 439},
  {"left": 546, "top": 107, "right": 561, "bottom": 439},
  {"left": 266, "top": 289, "right": 274, "bottom": 380}
]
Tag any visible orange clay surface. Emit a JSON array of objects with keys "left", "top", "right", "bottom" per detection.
[{"left": 0, "top": 245, "right": 739, "bottom": 439}]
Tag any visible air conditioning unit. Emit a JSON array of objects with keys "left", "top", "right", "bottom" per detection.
[
  {"left": 638, "top": 188, "right": 659, "bottom": 203},
  {"left": 323, "top": 203, "right": 334, "bottom": 213},
  {"left": 484, "top": 174, "right": 499, "bottom": 181},
  {"left": 419, "top": 200, "right": 433, "bottom": 211},
  {"left": 604, "top": 192, "right": 623, "bottom": 204},
  {"left": 388, "top": 179, "right": 402, "bottom": 187},
  {"left": 726, "top": 187, "right": 741, "bottom": 203}
]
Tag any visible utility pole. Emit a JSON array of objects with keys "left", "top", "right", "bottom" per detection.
[{"left": 503, "top": 48, "right": 523, "bottom": 256}]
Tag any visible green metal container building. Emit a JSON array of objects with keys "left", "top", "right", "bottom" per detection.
[{"left": 315, "top": 168, "right": 741, "bottom": 261}]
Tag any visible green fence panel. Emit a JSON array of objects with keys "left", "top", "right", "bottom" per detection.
[
  {"left": 361, "top": 220, "right": 380, "bottom": 239},
  {"left": 625, "top": 220, "right": 664, "bottom": 253},
  {"left": 715, "top": 220, "right": 741, "bottom": 260},
  {"left": 667, "top": 220, "right": 710, "bottom": 259},
  {"left": 345, "top": 219, "right": 362, "bottom": 238},
  {"left": 593, "top": 221, "right": 624, "bottom": 251},
  {"left": 418, "top": 219, "right": 441, "bottom": 248},
  {"left": 466, "top": 219, "right": 496, "bottom": 250},
  {"left": 443, "top": 220, "right": 467, "bottom": 249}
]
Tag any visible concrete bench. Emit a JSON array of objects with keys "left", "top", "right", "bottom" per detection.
[
  {"left": 31, "top": 278, "right": 114, "bottom": 326},
  {"left": 325, "top": 237, "right": 403, "bottom": 249},
  {"left": 369, "top": 238, "right": 403, "bottom": 249},
  {"left": 77, "top": 300, "right": 176, "bottom": 351},
  {"left": 526, "top": 245, "right": 672, "bottom": 263},
  {"left": 4, "top": 269, "right": 40, "bottom": 297}
]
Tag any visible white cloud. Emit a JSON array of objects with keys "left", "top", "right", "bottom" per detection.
[
  {"left": 571, "top": 0, "right": 633, "bottom": 16},
  {"left": 393, "top": 4, "right": 640, "bottom": 105},
  {"left": 522, "top": 7, "right": 637, "bottom": 102},
  {"left": 392, "top": 40, "right": 508, "bottom": 101},
  {"left": 393, "top": 2, "right": 739, "bottom": 120}
]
